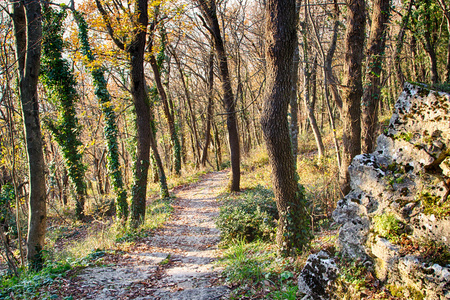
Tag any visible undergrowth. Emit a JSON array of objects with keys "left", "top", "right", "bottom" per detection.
[
  {"left": 219, "top": 239, "right": 301, "bottom": 299},
  {"left": 0, "top": 197, "right": 174, "bottom": 299},
  {"left": 216, "top": 185, "right": 277, "bottom": 243},
  {"left": 0, "top": 252, "right": 95, "bottom": 300},
  {"left": 217, "top": 146, "right": 341, "bottom": 298}
]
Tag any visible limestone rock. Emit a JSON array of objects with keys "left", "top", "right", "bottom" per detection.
[
  {"left": 330, "top": 83, "right": 450, "bottom": 299},
  {"left": 298, "top": 251, "right": 338, "bottom": 300}
]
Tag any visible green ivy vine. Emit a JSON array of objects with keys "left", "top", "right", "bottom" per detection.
[
  {"left": 41, "top": 6, "right": 86, "bottom": 220},
  {"left": 73, "top": 9, "right": 128, "bottom": 222}
]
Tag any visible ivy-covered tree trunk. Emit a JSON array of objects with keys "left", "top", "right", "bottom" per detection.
[
  {"left": 41, "top": 6, "right": 86, "bottom": 220},
  {"left": 73, "top": 10, "right": 128, "bottom": 221},
  {"left": 262, "top": 0, "right": 311, "bottom": 255},
  {"left": 11, "top": 0, "right": 47, "bottom": 271}
]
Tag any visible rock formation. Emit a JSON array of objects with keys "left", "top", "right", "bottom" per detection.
[{"left": 299, "top": 83, "right": 450, "bottom": 299}]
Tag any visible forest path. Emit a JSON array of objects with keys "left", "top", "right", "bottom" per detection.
[{"left": 68, "top": 170, "right": 230, "bottom": 299}]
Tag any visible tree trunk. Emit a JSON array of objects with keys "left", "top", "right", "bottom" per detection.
[
  {"left": 361, "top": 0, "right": 390, "bottom": 153},
  {"left": 129, "top": 42, "right": 151, "bottom": 227},
  {"left": 423, "top": 35, "right": 440, "bottom": 84},
  {"left": 201, "top": 51, "right": 214, "bottom": 166},
  {"left": 394, "top": 0, "right": 413, "bottom": 87},
  {"left": 213, "top": 120, "right": 222, "bottom": 170},
  {"left": 261, "top": 0, "right": 311, "bottom": 255},
  {"left": 325, "top": 0, "right": 343, "bottom": 113},
  {"left": 149, "top": 55, "right": 182, "bottom": 175},
  {"left": 197, "top": 0, "right": 240, "bottom": 191},
  {"left": 436, "top": 0, "right": 450, "bottom": 82},
  {"left": 12, "top": 0, "right": 47, "bottom": 271},
  {"left": 290, "top": 5, "right": 300, "bottom": 167},
  {"left": 41, "top": 7, "right": 87, "bottom": 220},
  {"left": 339, "top": 0, "right": 366, "bottom": 196},
  {"left": 173, "top": 53, "right": 201, "bottom": 165},
  {"left": 96, "top": 0, "right": 168, "bottom": 227},
  {"left": 307, "top": 0, "right": 339, "bottom": 165},
  {"left": 308, "top": 56, "right": 325, "bottom": 158}
]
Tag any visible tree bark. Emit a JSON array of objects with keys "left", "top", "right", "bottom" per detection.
[
  {"left": 361, "top": 0, "right": 390, "bottom": 153},
  {"left": 262, "top": 0, "right": 311, "bottom": 255},
  {"left": 73, "top": 10, "right": 128, "bottom": 221},
  {"left": 325, "top": 0, "right": 343, "bottom": 113},
  {"left": 12, "top": 0, "right": 47, "bottom": 271},
  {"left": 339, "top": 0, "right": 366, "bottom": 196},
  {"left": 197, "top": 0, "right": 240, "bottom": 191},
  {"left": 423, "top": 35, "right": 440, "bottom": 84}
]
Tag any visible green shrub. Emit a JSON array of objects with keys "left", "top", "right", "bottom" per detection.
[{"left": 216, "top": 185, "right": 277, "bottom": 243}]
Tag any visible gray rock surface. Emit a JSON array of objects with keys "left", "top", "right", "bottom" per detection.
[{"left": 297, "top": 250, "right": 338, "bottom": 300}]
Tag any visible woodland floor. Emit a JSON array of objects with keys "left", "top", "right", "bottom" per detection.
[{"left": 40, "top": 170, "right": 231, "bottom": 299}]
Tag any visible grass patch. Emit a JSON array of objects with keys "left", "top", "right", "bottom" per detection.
[{"left": 219, "top": 239, "right": 303, "bottom": 299}]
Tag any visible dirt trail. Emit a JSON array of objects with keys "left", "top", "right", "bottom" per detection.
[{"left": 69, "top": 170, "right": 230, "bottom": 299}]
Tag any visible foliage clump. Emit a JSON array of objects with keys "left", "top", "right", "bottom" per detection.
[
  {"left": 373, "top": 214, "right": 403, "bottom": 242},
  {"left": 216, "top": 185, "right": 278, "bottom": 243},
  {"left": 387, "top": 284, "right": 424, "bottom": 300},
  {"left": 418, "top": 190, "right": 450, "bottom": 218}
]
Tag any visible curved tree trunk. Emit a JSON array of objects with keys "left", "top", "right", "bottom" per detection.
[
  {"left": 339, "top": 0, "right": 366, "bottom": 196},
  {"left": 262, "top": 0, "right": 311, "bottom": 255},
  {"left": 361, "top": 0, "right": 390, "bottom": 153},
  {"left": 307, "top": 0, "right": 339, "bottom": 164},
  {"left": 197, "top": 0, "right": 240, "bottom": 191},
  {"left": 12, "top": 0, "right": 47, "bottom": 271},
  {"left": 325, "top": 0, "right": 343, "bottom": 113}
]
